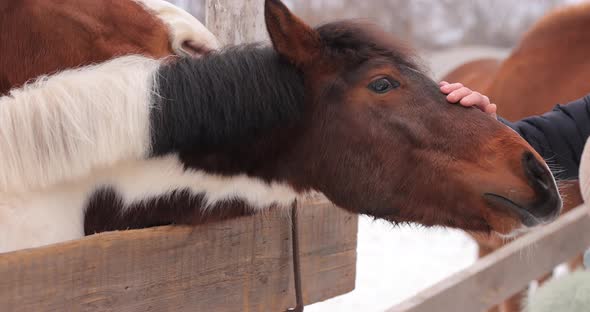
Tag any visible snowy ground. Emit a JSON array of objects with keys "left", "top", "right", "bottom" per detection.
[
  {"left": 423, "top": 46, "right": 509, "bottom": 81},
  {"left": 307, "top": 46, "right": 511, "bottom": 312},
  {"left": 307, "top": 218, "right": 478, "bottom": 312}
]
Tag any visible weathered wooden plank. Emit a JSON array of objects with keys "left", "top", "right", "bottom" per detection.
[
  {"left": 206, "top": 0, "right": 268, "bottom": 44},
  {"left": 388, "top": 206, "right": 590, "bottom": 312},
  {"left": 0, "top": 199, "right": 357, "bottom": 312}
]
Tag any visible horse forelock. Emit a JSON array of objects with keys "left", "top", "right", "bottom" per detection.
[{"left": 315, "top": 20, "right": 426, "bottom": 74}]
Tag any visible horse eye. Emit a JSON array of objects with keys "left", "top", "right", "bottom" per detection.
[{"left": 368, "top": 78, "right": 400, "bottom": 94}]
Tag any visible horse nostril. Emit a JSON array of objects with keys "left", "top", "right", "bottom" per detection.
[
  {"left": 523, "top": 151, "right": 550, "bottom": 190},
  {"left": 521, "top": 151, "right": 562, "bottom": 222},
  {"left": 483, "top": 152, "right": 561, "bottom": 228}
]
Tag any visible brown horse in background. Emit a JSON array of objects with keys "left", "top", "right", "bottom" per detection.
[
  {"left": 443, "top": 59, "right": 500, "bottom": 100},
  {"left": 443, "top": 3, "right": 590, "bottom": 312},
  {"left": 0, "top": 0, "right": 218, "bottom": 95}
]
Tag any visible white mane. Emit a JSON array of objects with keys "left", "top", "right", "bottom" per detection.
[{"left": 0, "top": 56, "right": 160, "bottom": 193}]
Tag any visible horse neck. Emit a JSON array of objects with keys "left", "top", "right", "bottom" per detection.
[
  {"left": 151, "top": 45, "right": 306, "bottom": 181},
  {"left": 85, "top": 48, "right": 309, "bottom": 234},
  {"left": 519, "top": 4, "right": 590, "bottom": 51}
]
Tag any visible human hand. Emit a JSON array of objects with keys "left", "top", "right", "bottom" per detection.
[{"left": 439, "top": 81, "right": 497, "bottom": 119}]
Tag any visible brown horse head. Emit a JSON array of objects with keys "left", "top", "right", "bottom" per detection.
[{"left": 264, "top": 0, "right": 562, "bottom": 235}]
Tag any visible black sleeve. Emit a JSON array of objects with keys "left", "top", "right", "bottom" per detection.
[{"left": 499, "top": 94, "right": 590, "bottom": 180}]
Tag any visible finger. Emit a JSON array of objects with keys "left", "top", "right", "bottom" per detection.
[
  {"left": 440, "top": 82, "right": 463, "bottom": 93},
  {"left": 462, "top": 92, "right": 491, "bottom": 111},
  {"left": 447, "top": 87, "right": 472, "bottom": 103},
  {"left": 439, "top": 81, "right": 449, "bottom": 87},
  {"left": 440, "top": 82, "right": 464, "bottom": 94},
  {"left": 486, "top": 103, "right": 498, "bottom": 119},
  {"left": 482, "top": 95, "right": 491, "bottom": 107},
  {"left": 477, "top": 95, "right": 493, "bottom": 113},
  {"left": 459, "top": 92, "right": 485, "bottom": 108}
]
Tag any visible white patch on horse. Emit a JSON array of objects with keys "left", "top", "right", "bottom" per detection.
[
  {"left": 0, "top": 56, "right": 161, "bottom": 193},
  {"left": 0, "top": 186, "right": 87, "bottom": 253},
  {"left": 103, "top": 155, "right": 298, "bottom": 210},
  {"left": 134, "top": 0, "right": 220, "bottom": 56},
  {"left": 0, "top": 155, "right": 298, "bottom": 253}
]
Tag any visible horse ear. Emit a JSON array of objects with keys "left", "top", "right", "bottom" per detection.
[{"left": 264, "top": 0, "right": 321, "bottom": 67}]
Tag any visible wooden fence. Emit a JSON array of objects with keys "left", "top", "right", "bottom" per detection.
[
  {"left": 388, "top": 206, "right": 590, "bottom": 312},
  {"left": 0, "top": 198, "right": 357, "bottom": 312}
]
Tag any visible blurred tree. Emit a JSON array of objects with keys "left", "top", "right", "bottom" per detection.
[
  {"left": 165, "top": 0, "right": 580, "bottom": 49},
  {"left": 412, "top": 0, "right": 568, "bottom": 48},
  {"left": 167, "top": 0, "right": 205, "bottom": 20},
  {"left": 291, "top": 0, "right": 414, "bottom": 42}
]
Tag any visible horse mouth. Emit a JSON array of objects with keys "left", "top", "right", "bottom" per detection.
[{"left": 483, "top": 193, "right": 541, "bottom": 227}]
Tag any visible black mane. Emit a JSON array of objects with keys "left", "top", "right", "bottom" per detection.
[{"left": 150, "top": 44, "right": 304, "bottom": 155}]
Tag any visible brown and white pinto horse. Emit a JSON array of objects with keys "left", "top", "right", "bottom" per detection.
[
  {"left": 443, "top": 3, "right": 590, "bottom": 312},
  {"left": 0, "top": 0, "right": 219, "bottom": 95},
  {"left": 0, "top": 0, "right": 562, "bottom": 254}
]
